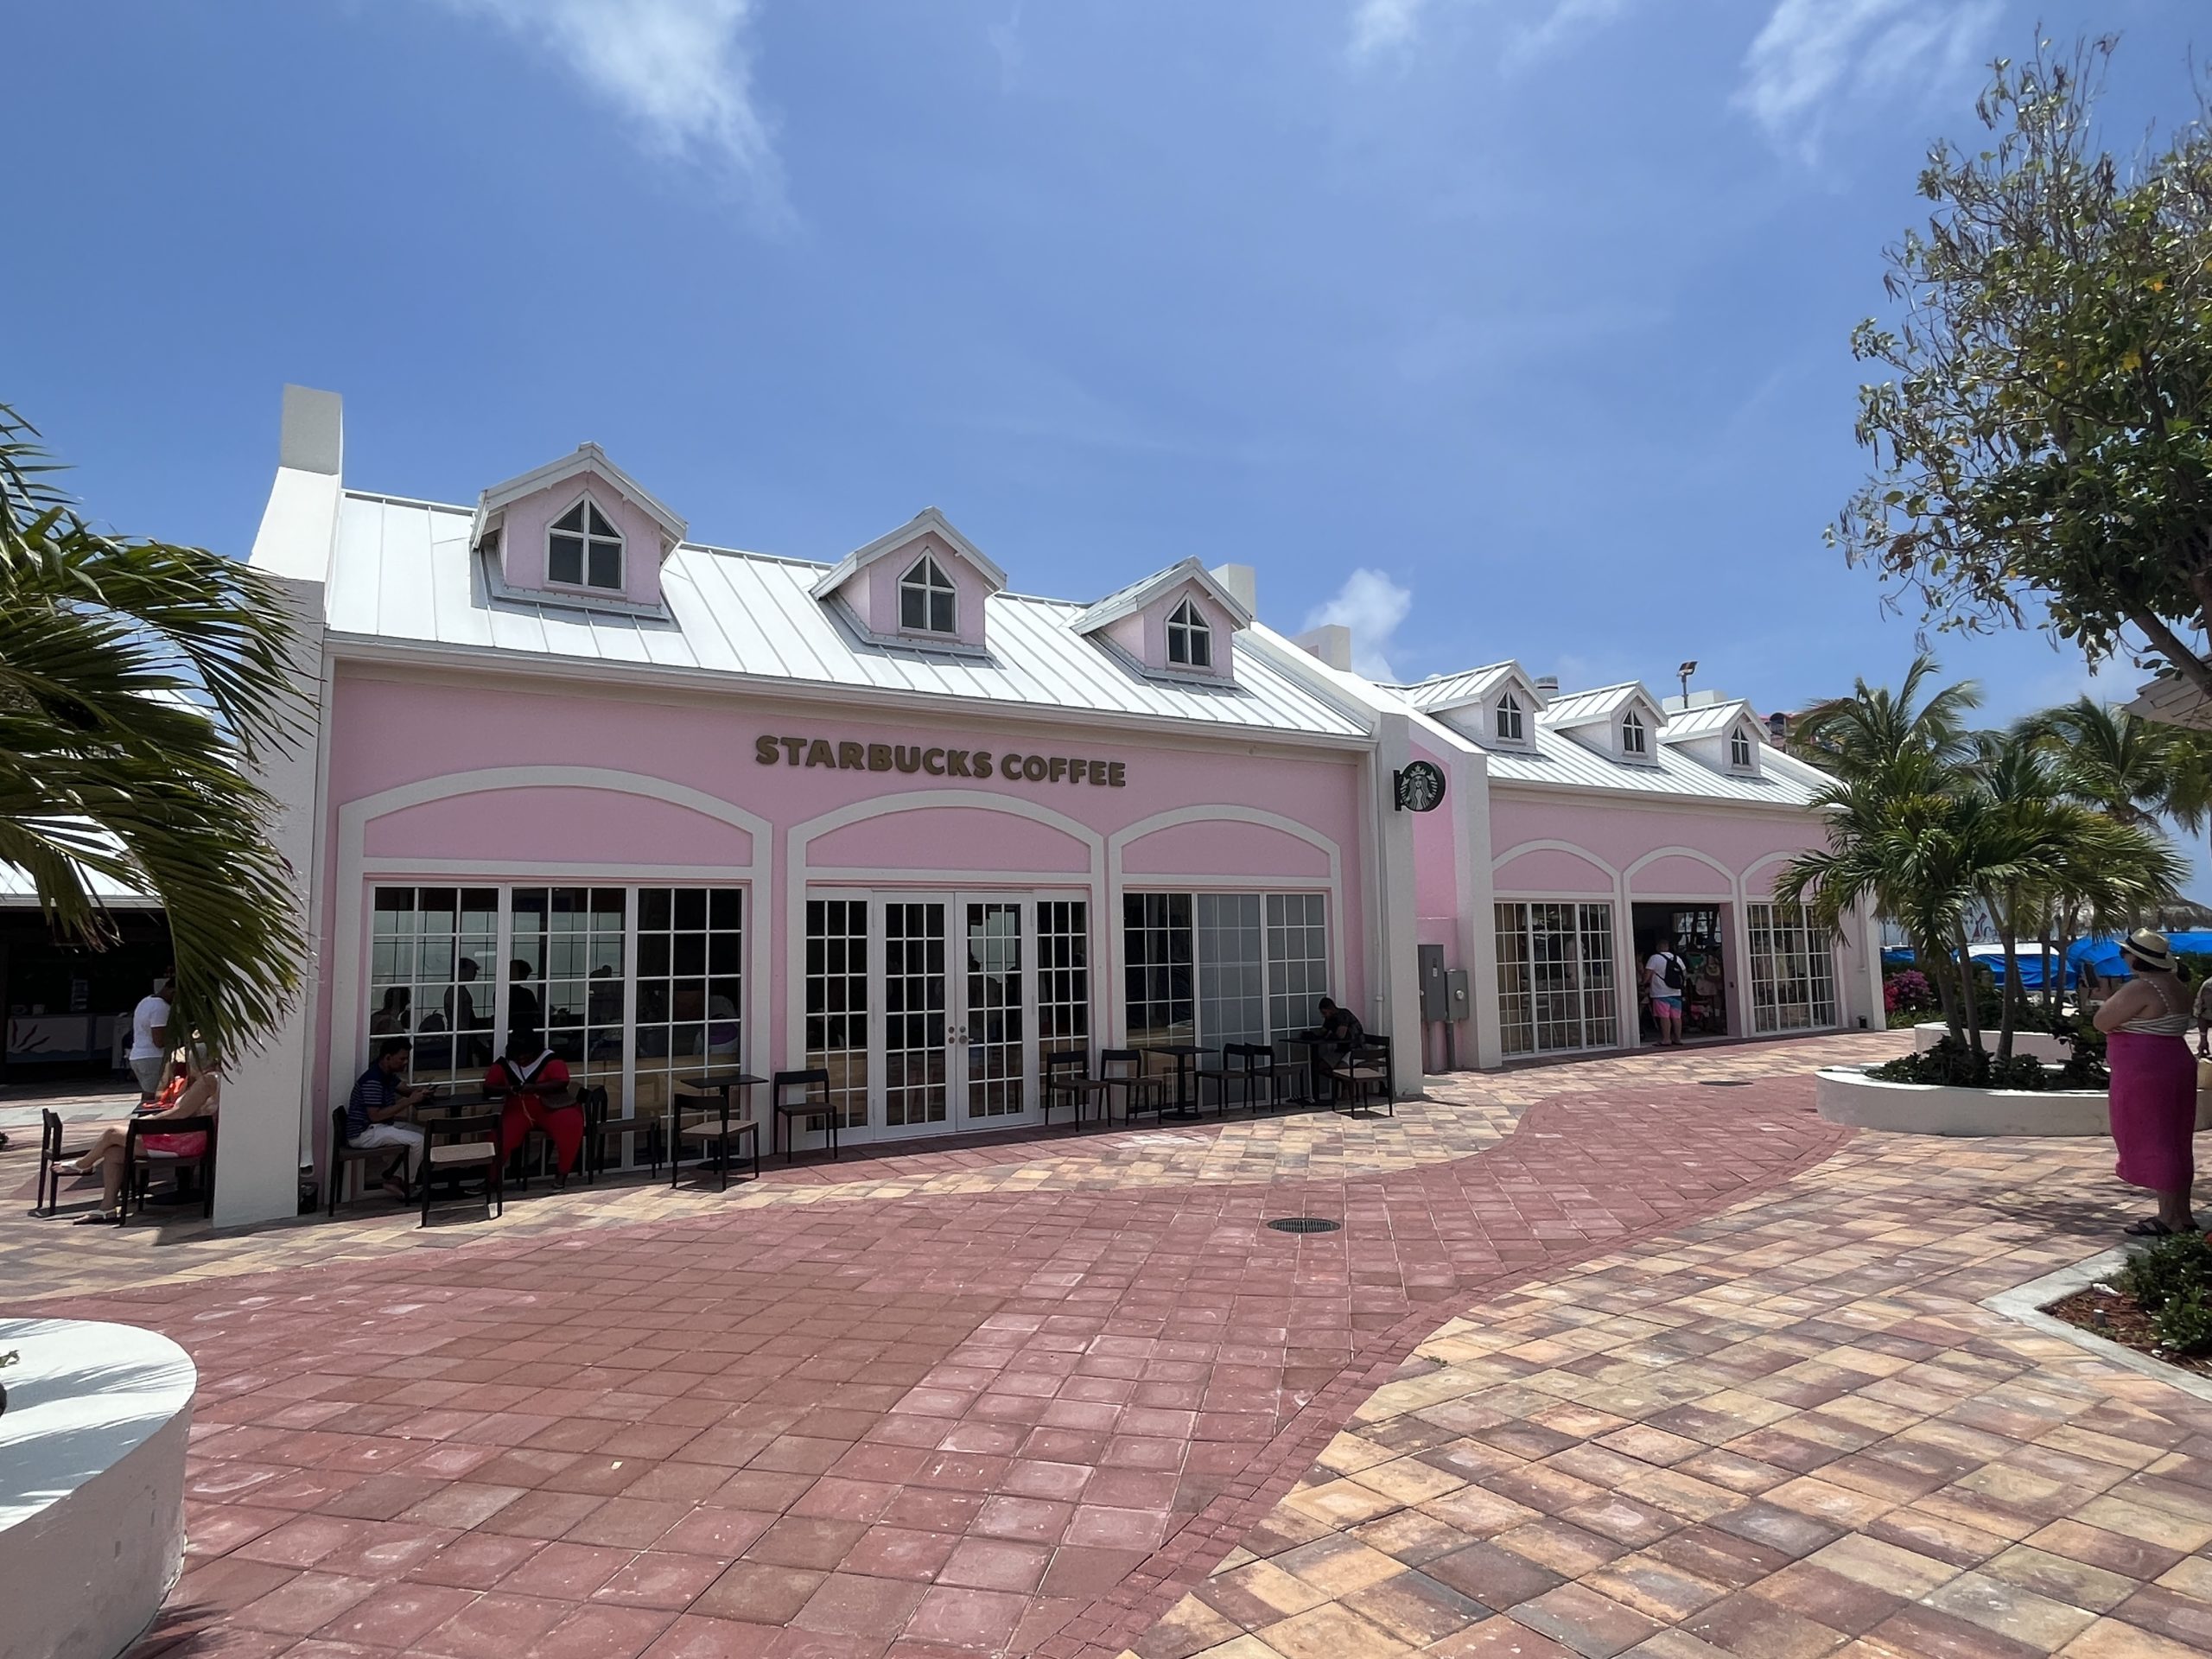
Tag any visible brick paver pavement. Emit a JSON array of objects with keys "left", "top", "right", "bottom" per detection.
[{"left": 13, "top": 1033, "right": 2211, "bottom": 1658}]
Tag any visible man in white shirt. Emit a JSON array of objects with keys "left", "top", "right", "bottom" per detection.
[
  {"left": 1645, "top": 938, "right": 1686, "bottom": 1048},
  {"left": 129, "top": 971, "right": 175, "bottom": 1100}
]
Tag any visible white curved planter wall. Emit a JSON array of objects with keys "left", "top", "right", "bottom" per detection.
[
  {"left": 0, "top": 1318, "right": 195, "bottom": 1659},
  {"left": 1910, "top": 1022, "right": 2072, "bottom": 1063},
  {"left": 1818, "top": 1067, "right": 2212, "bottom": 1138}
]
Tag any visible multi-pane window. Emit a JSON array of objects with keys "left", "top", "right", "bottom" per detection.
[
  {"left": 1729, "top": 728, "right": 1755, "bottom": 768},
  {"left": 1265, "top": 893, "right": 1331, "bottom": 1040},
  {"left": 1621, "top": 712, "right": 1648, "bottom": 756},
  {"left": 1123, "top": 893, "right": 1195, "bottom": 1048},
  {"left": 964, "top": 901, "right": 1024, "bottom": 1118},
  {"left": 549, "top": 498, "right": 623, "bottom": 590},
  {"left": 1036, "top": 900, "right": 1090, "bottom": 1049},
  {"left": 804, "top": 897, "right": 870, "bottom": 1128},
  {"left": 1195, "top": 894, "right": 1266, "bottom": 1051},
  {"left": 1123, "top": 891, "right": 1332, "bottom": 1050},
  {"left": 883, "top": 900, "right": 950, "bottom": 1128},
  {"left": 1495, "top": 901, "right": 1618, "bottom": 1057},
  {"left": 1166, "top": 599, "right": 1212, "bottom": 669},
  {"left": 508, "top": 887, "right": 626, "bottom": 1089},
  {"left": 1496, "top": 694, "right": 1523, "bottom": 742},
  {"left": 1747, "top": 901, "right": 1838, "bottom": 1033},
  {"left": 632, "top": 887, "right": 743, "bottom": 1127},
  {"left": 899, "top": 556, "right": 957, "bottom": 634},
  {"left": 368, "top": 887, "right": 496, "bottom": 1086}
]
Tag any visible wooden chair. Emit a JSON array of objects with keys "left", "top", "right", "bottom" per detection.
[
  {"left": 1097, "top": 1050, "right": 1165, "bottom": 1125},
  {"left": 1041, "top": 1048, "right": 1110, "bottom": 1128},
  {"left": 120, "top": 1115, "right": 219, "bottom": 1225},
  {"left": 1329, "top": 1043, "right": 1394, "bottom": 1116},
  {"left": 33, "top": 1108, "right": 96, "bottom": 1218},
  {"left": 421, "top": 1111, "right": 504, "bottom": 1226},
  {"left": 770, "top": 1068, "right": 838, "bottom": 1162},
  {"left": 327, "top": 1105, "right": 410, "bottom": 1215},
  {"left": 674, "top": 1082, "right": 762, "bottom": 1190}
]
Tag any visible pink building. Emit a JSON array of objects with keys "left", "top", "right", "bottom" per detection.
[{"left": 208, "top": 389, "right": 1878, "bottom": 1224}]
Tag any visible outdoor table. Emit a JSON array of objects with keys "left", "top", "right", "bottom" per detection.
[
  {"left": 1142, "top": 1044, "right": 1210, "bottom": 1120},
  {"left": 676, "top": 1072, "right": 765, "bottom": 1186}
]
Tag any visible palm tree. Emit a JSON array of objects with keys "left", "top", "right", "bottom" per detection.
[
  {"left": 1, "top": 402, "right": 307, "bottom": 1055},
  {"left": 1790, "top": 652, "right": 1982, "bottom": 798},
  {"left": 1969, "top": 728, "right": 2183, "bottom": 1060},
  {"left": 2031, "top": 697, "right": 2212, "bottom": 834}
]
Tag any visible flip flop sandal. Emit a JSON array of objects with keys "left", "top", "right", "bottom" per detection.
[
  {"left": 73, "top": 1211, "right": 116, "bottom": 1225},
  {"left": 2124, "top": 1217, "right": 2182, "bottom": 1237}
]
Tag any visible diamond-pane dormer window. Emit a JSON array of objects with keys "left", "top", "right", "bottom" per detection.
[{"left": 550, "top": 499, "right": 623, "bottom": 590}]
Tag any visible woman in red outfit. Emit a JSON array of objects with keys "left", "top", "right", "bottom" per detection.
[{"left": 487, "top": 1030, "right": 582, "bottom": 1182}]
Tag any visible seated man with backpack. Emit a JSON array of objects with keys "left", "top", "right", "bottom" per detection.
[{"left": 1645, "top": 935, "right": 1689, "bottom": 1048}]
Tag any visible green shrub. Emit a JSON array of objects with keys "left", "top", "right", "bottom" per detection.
[
  {"left": 1866, "top": 1035, "right": 2051, "bottom": 1090},
  {"left": 2118, "top": 1231, "right": 2212, "bottom": 1314},
  {"left": 2155, "top": 1290, "right": 2212, "bottom": 1355}
]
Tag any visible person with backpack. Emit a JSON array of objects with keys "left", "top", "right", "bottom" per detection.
[{"left": 1645, "top": 935, "right": 1688, "bottom": 1047}]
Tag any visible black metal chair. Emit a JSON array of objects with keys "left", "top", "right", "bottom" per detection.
[
  {"left": 421, "top": 1111, "right": 504, "bottom": 1226},
  {"left": 770, "top": 1067, "right": 836, "bottom": 1163},
  {"left": 675, "top": 1082, "right": 761, "bottom": 1189},
  {"left": 1330, "top": 1042, "right": 1394, "bottom": 1116},
  {"left": 33, "top": 1108, "right": 96, "bottom": 1217},
  {"left": 1196, "top": 1044, "right": 1277, "bottom": 1114},
  {"left": 1255, "top": 1041, "right": 1312, "bottom": 1111},
  {"left": 582, "top": 1085, "right": 663, "bottom": 1183},
  {"left": 1097, "top": 1050, "right": 1165, "bottom": 1125},
  {"left": 327, "top": 1104, "right": 411, "bottom": 1215},
  {"left": 1041, "top": 1048, "right": 1110, "bottom": 1128},
  {"left": 121, "top": 1115, "right": 219, "bottom": 1225}
]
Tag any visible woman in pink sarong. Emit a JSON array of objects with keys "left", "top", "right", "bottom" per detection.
[{"left": 2094, "top": 931, "right": 2199, "bottom": 1237}]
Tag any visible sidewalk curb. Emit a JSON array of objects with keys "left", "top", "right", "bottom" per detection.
[{"left": 1980, "top": 1247, "right": 2212, "bottom": 1405}]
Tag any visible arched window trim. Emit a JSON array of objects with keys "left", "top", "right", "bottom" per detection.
[
  {"left": 899, "top": 554, "right": 957, "bottom": 634},
  {"left": 547, "top": 492, "right": 625, "bottom": 592},
  {"left": 1621, "top": 710, "right": 1649, "bottom": 757},
  {"left": 1495, "top": 692, "right": 1524, "bottom": 743},
  {"left": 1166, "top": 597, "right": 1213, "bottom": 669}
]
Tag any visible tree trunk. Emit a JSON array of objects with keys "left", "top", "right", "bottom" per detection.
[
  {"left": 1958, "top": 927, "right": 1984, "bottom": 1056},
  {"left": 1997, "top": 923, "right": 2021, "bottom": 1065}
]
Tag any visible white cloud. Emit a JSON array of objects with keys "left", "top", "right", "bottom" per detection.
[
  {"left": 432, "top": 0, "right": 785, "bottom": 211},
  {"left": 1303, "top": 569, "right": 1414, "bottom": 682},
  {"left": 1349, "top": 0, "right": 1431, "bottom": 60},
  {"left": 1503, "top": 0, "right": 1638, "bottom": 70},
  {"left": 1736, "top": 0, "right": 1999, "bottom": 158}
]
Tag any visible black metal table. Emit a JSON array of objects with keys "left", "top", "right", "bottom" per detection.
[
  {"left": 1142, "top": 1044, "right": 1209, "bottom": 1120},
  {"left": 675, "top": 1072, "right": 764, "bottom": 1188}
]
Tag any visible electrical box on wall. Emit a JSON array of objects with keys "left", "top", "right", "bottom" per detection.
[
  {"left": 1418, "top": 944, "right": 1448, "bottom": 1021},
  {"left": 1445, "top": 969, "right": 1469, "bottom": 1017}
]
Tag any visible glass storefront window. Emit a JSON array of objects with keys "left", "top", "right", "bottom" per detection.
[
  {"left": 1122, "top": 891, "right": 1330, "bottom": 1050},
  {"left": 1495, "top": 900, "right": 1617, "bottom": 1057},
  {"left": 1747, "top": 900, "right": 1837, "bottom": 1033}
]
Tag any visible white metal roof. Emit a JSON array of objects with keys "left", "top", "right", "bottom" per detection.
[
  {"left": 326, "top": 494, "right": 1366, "bottom": 740},
  {"left": 0, "top": 863, "right": 156, "bottom": 910},
  {"left": 2126, "top": 671, "right": 2212, "bottom": 732},
  {"left": 807, "top": 506, "right": 1007, "bottom": 602},
  {"left": 1657, "top": 698, "right": 1757, "bottom": 742},
  {"left": 1072, "top": 558, "right": 1254, "bottom": 635},
  {"left": 1489, "top": 713, "right": 1830, "bottom": 805},
  {"left": 1539, "top": 682, "right": 1653, "bottom": 729},
  {"left": 1396, "top": 663, "right": 1526, "bottom": 714}
]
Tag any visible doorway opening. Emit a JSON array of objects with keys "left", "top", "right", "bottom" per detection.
[{"left": 1632, "top": 904, "right": 1730, "bottom": 1043}]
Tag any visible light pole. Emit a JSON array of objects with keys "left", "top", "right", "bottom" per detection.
[{"left": 1677, "top": 659, "right": 1696, "bottom": 703}]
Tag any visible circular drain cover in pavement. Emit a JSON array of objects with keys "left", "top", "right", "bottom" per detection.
[
  {"left": 1699, "top": 1079, "right": 1753, "bottom": 1088},
  {"left": 1267, "top": 1217, "right": 1342, "bottom": 1234}
]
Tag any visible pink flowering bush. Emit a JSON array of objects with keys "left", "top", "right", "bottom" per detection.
[{"left": 1884, "top": 969, "right": 1935, "bottom": 1014}]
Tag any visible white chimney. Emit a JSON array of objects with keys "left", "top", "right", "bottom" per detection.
[
  {"left": 1211, "top": 563, "right": 1257, "bottom": 616},
  {"left": 1294, "top": 625, "right": 1353, "bottom": 672},
  {"left": 278, "top": 385, "right": 342, "bottom": 477},
  {"left": 1534, "top": 675, "right": 1560, "bottom": 697}
]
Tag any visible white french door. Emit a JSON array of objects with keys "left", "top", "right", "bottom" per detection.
[{"left": 872, "top": 892, "right": 1039, "bottom": 1136}]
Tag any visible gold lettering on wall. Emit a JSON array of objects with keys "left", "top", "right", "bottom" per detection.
[{"left": 756, "top": 734, "right": 1128, "bottom": 787}]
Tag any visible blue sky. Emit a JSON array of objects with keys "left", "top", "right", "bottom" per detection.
[{"left": 9, "top": 4, "right": 2203, "bottom": 799}]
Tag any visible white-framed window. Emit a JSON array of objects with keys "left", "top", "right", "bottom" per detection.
[
  {"left": 1494, "top": 901, "right": 1618, "bottom": 1057},
  {"left": 1496, "top": 693, "right": 1524, "bottom": 743},
  {"left": 1166, "top": 598, "right": 1213, "bottom": 669},
  {"left": 1729, "top": 728, "right": 1755, "bottom": 769},
  {"left": 549, "top": 497, "right": 624, "bottom": 590},
  {"left": 1621, "top": 711, "right": 1648, "bottom": 756},
  {"left": 1122, "top": 890, "right": 1331, "bottom": 1050},
  {"left": 899, "top": 555, "right": 957, "bottom": 634},
  {"left": 804, "top": 896, "right": 870, "bottom": 1128},
  {"left": 1747, "top": 901, "right": 1838, "bottom": 1033}
]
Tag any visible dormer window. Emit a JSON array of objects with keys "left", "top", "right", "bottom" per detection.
[
  {"left": 1496, "top": 693, "right": 1524, "bottom": 743},
  {"left": 1622, "top": 711, "right": 1648, "bottom": 756},
  {"left": 549, "top": 498, "right": 623, "bottom": 590},
  {"left": 1166, "top": 599, "right": 1212, "bottom": 669},
  {"left": 899, "top": 556, "right": 957, "bottom": 634},
  {"left": 1729, "top": 728, "right": 1754, "bottom": 768}
]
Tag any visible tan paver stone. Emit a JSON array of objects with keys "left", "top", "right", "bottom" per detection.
[
  {"left": 2058, "top": 1617, "right": 2211, "bottom": 1657},
  {"left": 1256, "top": 1600, "right": 1416, "bottom": 1659},
  {"left": 1983, "top": 1547, "right": 2144, "bottom": 1616},
  {"left": 1807, "top": 1534, "right": 1962, "bottom": 1599},
  {"left": 1924, "top": 1569, "right": 2101, "bottom": 1650}
]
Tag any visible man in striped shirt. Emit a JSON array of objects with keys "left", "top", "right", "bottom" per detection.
[{"left": 347, "top": 1037, "right": 435, "bottom": 1199}]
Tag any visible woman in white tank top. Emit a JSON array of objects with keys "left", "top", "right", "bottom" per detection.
[{"left": 2093, "top": 930, "right": 2199, "bottom": 1236}]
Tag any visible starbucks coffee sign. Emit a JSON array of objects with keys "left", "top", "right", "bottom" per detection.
[{"left": 756, "top": 734, "right": 1128, "bottom": 787}]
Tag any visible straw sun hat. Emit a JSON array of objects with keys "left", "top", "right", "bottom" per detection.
[{"left": 2120, "top": 929, "right": 2175, "bottom": 971}]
